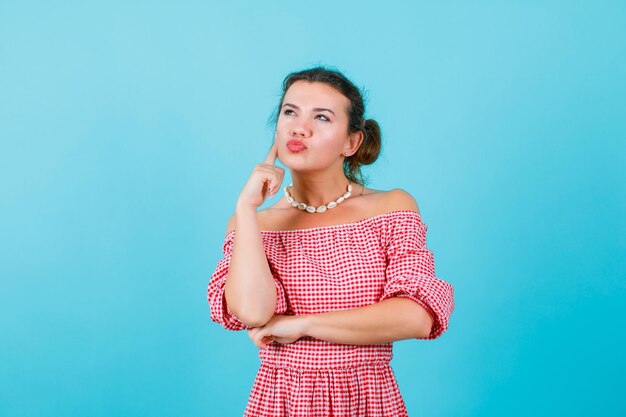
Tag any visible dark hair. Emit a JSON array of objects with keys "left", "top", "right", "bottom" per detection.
[{"left": 267, "top": 65, "right": 382, "bottom": 187}]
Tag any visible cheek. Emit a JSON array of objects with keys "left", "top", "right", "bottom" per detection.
[
  {"left": 311, "top": 141, "right": 344, "bottom": 160},
  {"left": 276, "top": 120, "right": 290, "bottom": 134}
]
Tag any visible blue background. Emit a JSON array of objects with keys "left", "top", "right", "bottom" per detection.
[{"left": 1, "top": 1, "right": 624, "bottom": 416}]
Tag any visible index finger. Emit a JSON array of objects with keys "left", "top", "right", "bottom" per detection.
[{"left": 263, "top": 141, "right": 278, "bottom": 165}]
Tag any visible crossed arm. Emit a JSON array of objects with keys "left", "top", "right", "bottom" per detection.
[
  {"left": 240, "top": 191, "right": 437, "bottom": 347},
  {"left": 247, "top": 297, "right": 434, "bottom": 349}
]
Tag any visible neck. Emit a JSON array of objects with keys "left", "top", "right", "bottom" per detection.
[{"left": 288, "top": 173, "right": 353, "bottom": 208}]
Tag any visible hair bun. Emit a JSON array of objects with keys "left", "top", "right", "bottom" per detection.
[{"left": 355, "top": 119, "right": 381, "bottom": 166}]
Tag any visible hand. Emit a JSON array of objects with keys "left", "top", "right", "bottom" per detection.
[
  {"left": 247, "top": 314, "right": 307, "bottom": 349},
  {"left": 236, "top": 140, "right": 285, "bottom": 210}
]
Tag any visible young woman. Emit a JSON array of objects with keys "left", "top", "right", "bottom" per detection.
[{"left": 207, "top": 66, "right": 455, "bottom": 416}]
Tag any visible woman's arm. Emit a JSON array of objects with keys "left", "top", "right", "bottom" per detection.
[
  {"left": 223, "top": 143, "right": 285, "bottom": 328},
  {"left": 248, "top": 297, "right": 434, "bottom": 348},
  {"left": 300, "top": 297, "right": 433, "bottom": 345},
  {"left": 223, "top": 207, "right": 277, "bottom": 328}
]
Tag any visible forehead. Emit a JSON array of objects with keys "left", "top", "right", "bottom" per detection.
[{"left": 284, "top": 81, "right": 350, "bottom": 112}]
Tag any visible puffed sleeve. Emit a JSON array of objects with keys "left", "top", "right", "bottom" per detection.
[
  {"left": 380, "top": 212, "right": 455, "bottom": 340},
  {"left": 207, "top": 230, "right": 288, "bottom": 331}
]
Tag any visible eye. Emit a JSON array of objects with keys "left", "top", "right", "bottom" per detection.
[{"left": 282, "top": 109, "right": 330, "bottom": 122}]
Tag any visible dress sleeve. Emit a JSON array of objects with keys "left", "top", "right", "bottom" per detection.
[
  {"left": 207, "top": 231, "right": 288, "bottom": 331},
  {"left": 381, "top": 212, "right": 455, "bottom": 340}
]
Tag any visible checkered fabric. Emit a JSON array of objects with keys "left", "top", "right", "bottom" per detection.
[{"left": 207, "top": 210, "right": 455, "bottom": 416}]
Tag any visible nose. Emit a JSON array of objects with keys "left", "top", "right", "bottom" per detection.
[{"left": 291, "top": 119, "right": 311, "bottom": 137}]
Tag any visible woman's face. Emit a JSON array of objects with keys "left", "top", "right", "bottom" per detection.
[{"left": 275, "top": 80, "right": 357, "bottom": 170}]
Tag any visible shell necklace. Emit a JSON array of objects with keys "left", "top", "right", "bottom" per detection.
[{"left": 284, "top": 182, "right": 356, "bottom": 213}]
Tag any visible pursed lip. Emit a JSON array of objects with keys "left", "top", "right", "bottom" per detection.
[{"left": 287, "top": 139, "right": 307, "bottom": 149}]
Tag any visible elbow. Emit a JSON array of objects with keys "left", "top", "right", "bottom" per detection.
[
  {"left": 233, "top": 307, "right": 274, "bottom": 328},
  {"left": 223, "top": 273, "right": 278, "bottom": 328},
  {"left": 417, "top": 314, "right": 434, "bottom": 339},
  {"left": 412, "top": 302, "right": 435, "bottom": 339},
  {"left": 225, "top": 294, "right": 276, "bottom": 328},
  {"left": 392, "top": 297, "right": 435, "bottom": 339}
]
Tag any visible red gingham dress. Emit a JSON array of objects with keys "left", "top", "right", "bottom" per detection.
[{"left": 207, "top": 210, "right": 455, "bottom": 417}]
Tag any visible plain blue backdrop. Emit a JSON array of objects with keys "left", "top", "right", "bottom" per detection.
[{"left": 1, "top": 1, "right": 624, "bottom": 416}]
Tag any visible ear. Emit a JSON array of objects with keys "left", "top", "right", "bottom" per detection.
[{"left": 343, "top": 130, "right": 364, "bottom": 157}]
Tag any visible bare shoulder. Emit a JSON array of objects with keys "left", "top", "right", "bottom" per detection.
[{"left": 382, "top": 188, "right": 420, "bottom": 214}]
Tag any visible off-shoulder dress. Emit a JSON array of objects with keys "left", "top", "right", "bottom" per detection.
[{"left": 207, "top": 210, "right": 455, "bottom": 417}]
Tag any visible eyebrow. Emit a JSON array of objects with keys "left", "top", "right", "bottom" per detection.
[{"left": 282, "top": 103, "right": 336, "bottom": 116}]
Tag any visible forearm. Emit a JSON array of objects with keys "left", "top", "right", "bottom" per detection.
[
  {"left": 300, "top": 298, "right": 433, "bottom": 345},
  {"left": 224, "top": 205, "right": 276, "bottom": 327}
]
